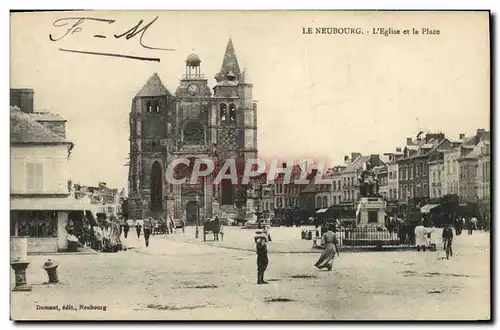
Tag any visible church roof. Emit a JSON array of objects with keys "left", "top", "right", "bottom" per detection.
[
  {"left": 217, "top": 39, "right": 241, "bottom": 78},
  {"left": 135, "top": 73, "right": 172, "bottom": 98},
  {"left": 10, "top": 107, "right": 71, "bottom": 145}
]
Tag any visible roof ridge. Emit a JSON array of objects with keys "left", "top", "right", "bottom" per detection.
[
  {"left": 136, "top": 73, "right": 172, "bottom": 98},
  {"left": 10, "top": 108, "right": 69, "bottom": 144}
]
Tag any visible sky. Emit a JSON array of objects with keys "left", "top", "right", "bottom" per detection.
[{"left": 10, "top": 11, "right": 490, "bottom": 191}]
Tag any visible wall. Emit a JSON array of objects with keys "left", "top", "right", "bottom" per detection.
[
  {"left": 38, "top": 121, "right": 66, "bottom": 138},
  {"left": 386, "top": 162, "right": 399, "bottom": 200},
  {"left": 10, "top": 145, "right": 70, "bottom": 195},
  {"left": 57, "top": 211, "right": 69, "bottom": 250},
  {"left": 443, "top": 149, "right": 460, "bottom": 195},
  {"left": 429, "top": 161, "right": 444, "bottom": 199},
  {"left": 476, "top": 155, "right": 490, "bottom": 200},
  {"left": 28, "top": 238, "right": 58, "bottom": 253}
]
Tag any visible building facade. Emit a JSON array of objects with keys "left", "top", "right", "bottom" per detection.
[
  {"left": 397, "top": 133, "right": 450, "bottom": 205},
  {"left": 458, "top": 140, "right": 490, "bottom": 203},
  {"left": 384, "top": 149, "right": 402, "bottom": 201},
  {"left": 329, "top": 165, "right": 345, "bottom": 205},
  {"left": 428, "top": 152, "right": 445, "bottom": 200},
  {"left": 10, "top": 105, "right": 78, "bottom": 253},
  {"left": 73, "top": 183, "right": 123, "bottom": 218},
  {"left": 127, "top": 39, "right": 258, "bottom": 223},
  {"left": 443, "top": 147, "right": 461, "bottom": 196}
]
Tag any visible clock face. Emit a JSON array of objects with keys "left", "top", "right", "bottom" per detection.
[{"left": 187, "top": 84, "right": 199, "bottom": 96}]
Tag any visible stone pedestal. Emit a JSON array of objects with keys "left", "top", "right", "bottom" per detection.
[
  {"left": 11, "top": 258, "right": 31, "bottom": 292},
  {"left": 357, "top": 197, "right": 386, "bottom": 227}
]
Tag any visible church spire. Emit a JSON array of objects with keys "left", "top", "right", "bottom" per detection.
[{"left": 215, "top": 38, "right": 241, "bottom": 82}]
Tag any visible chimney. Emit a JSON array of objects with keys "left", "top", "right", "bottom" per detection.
[
  {"left": 282, "top": 162, "right": 287, "bottom": 168},
  {"left": 344, "top": 155, "right": 349, "bottom": 162},
  {"left": 425, "top": 133, "right": 445, "bottom": 143},
  {"left": 10, "top": 88, "right": 34, "bottom": 113},
  {"left": 396, "top": 147, "right": 402, "bottom": 152},
  {"left": 476, "top": 129, "right": 488, "bottom": 142},
  {"left": 459, "top": 133, "right": 465, "bottom": 139},
  {"left": 406, "top": 137, "right": 412, "bottom": 146}
]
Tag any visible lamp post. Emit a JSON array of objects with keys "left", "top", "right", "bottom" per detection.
[
  {"left": 195, "top": 195, "right": 200, "bottom": 239},
  {"left": 255, "top": 183, "right": 263, "bottom": 229}
]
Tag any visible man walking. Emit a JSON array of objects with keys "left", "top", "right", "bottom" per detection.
[
  {"left": 123, "top": 221, "right": 130, "bottom": 239},
  {"left": 136, "top": 221, "right": 142, "bottom": 239},
  {"left": 467, "top": 217, "right": 475, "bottom": 235},
  {"left": 143, "top": 217, "right": 153, "bottom": 247},
  {"left": 255, "top": 233, "right": 269, "bottom": 285},
  {"left": 442, "top": 224, "right": 454, "bottom": 258}
]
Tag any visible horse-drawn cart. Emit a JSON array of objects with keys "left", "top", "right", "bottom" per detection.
[{"left": 203, "top": 219, "right": 223, "bottom": 241}]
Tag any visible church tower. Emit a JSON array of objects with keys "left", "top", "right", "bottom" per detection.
[
  {"left": 212, "top": 38, "right": 258, "bottom": 210},
  {"left": 128, "top": 73, "right": 176, "bottom": 219},
  {"left": 171, "top": 53, "right": 213, "bottom": 223},
  {"left": 127, "top": 39, "right": 258, "bottom": 222}
]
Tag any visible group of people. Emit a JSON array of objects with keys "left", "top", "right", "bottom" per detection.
[
  {"left": 92, "top": 216, "right": 125, "bottom": 252},
  {"left": 131, "top": 216, "right": 186, "bottom": 248},
  {"left": 454, "top": 216, "right": 478, "bottom": 236}
]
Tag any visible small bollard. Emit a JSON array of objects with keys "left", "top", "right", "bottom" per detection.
[
  {"left": 10, "top": 257, "right": 31, "bottom": 292},
  {"left": 42, "top": 259, "right": 59, "bottom": 284}
]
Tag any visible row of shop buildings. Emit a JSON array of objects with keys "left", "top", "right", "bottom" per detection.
[
  {"left": 255, "top": 130, "right": 490, "bottom": 222},
  {"left": 10, "top": 88, "right": 124, "bottom": 253}
]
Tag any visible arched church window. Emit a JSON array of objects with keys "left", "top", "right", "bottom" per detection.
[
  {"left": 154, "top": 101, "right": 160, "bottom": 113},
  {"left": 183, "top": 121, "right": 205, "bottom": 145},
  {"left": 220, "top": 104, "right": 227, "bottom": 122},
  {"left": 229, "top": 103, "right": 236, "bottom": 123},
  {"left": 152, "top": 140, "right": 156, "bottom": 152},
  {"left": 147, "top": 102, "right": 152, "bottom": 113}
]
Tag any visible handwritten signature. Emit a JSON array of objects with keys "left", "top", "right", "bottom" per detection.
[{"left": 49, "top": 16, "right": 175, "bottom": 61}]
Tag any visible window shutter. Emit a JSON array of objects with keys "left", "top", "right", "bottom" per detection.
[
  {"left": 35, "top": 164, "right": 43, "bottom": 190},
  {"left": 26, "top": 163, "right": 35, "bottom": 190}
]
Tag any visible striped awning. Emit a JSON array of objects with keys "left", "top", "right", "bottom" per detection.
[{"left": 420, "top": 204, "right": 440, "bottom": 214}]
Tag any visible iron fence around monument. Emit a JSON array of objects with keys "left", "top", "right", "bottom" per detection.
[{"left": 336, "top": 226, "right": 404, "bottom": 247}]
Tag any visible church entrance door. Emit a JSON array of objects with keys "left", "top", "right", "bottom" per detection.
[
  {"left": 150, "top": 161, "right": 163, "bottom": 212},
  {"left": 186, "top": 201, "right": 199, "bottom": 226}
]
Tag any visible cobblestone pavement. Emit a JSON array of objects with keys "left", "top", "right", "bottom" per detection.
[{"left": 11, "top": 227, "right": 490, "bottom": 320}]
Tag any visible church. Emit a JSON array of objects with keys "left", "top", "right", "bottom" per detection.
[{"left": 127, "top": 39, "right": 259, "bottom": 224}]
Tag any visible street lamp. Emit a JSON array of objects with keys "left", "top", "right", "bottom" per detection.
[
  {"left": 195, "top": 195, "right": 200, "bottom": 239},
  {"left": 255, "top": 183, "right": 263, "bottom": 229}
]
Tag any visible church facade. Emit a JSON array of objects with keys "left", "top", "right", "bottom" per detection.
[{"left": 127, "top": 39, "right": 258, "bottom": 224}]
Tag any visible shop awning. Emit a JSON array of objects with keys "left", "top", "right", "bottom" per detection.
[
  {"left": 10, "top": 196, "right": 96, "bottom": 212},
  {"left": 316, "top": 208, "right": 328, "bottom": 214},
  {"left": 420, "top": 204, "right": 440, "bottom": 214}
]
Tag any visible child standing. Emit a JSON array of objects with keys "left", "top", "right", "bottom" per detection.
[{"left": 255, "top": 234, "right": 269, "bottom": 285}]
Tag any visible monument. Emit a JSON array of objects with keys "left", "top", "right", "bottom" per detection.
[{"left": 355, "top": 161, "right": 387, "bottom": 228}]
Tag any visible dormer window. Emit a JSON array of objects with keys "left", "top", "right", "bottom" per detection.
[{"left": 229, "top": 103, "right": 236, "bottom": 123}]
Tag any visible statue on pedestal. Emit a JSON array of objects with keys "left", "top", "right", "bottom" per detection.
[{"left": 358, "top": 161, "right": 380, "bottom": 198}]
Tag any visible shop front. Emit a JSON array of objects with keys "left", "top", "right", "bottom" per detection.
[{"left": 10, "top": 197, "right": 95, "bottom": 253}]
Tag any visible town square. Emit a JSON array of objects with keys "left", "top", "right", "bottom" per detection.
[{"left": 9, "top": 11, "right": 491, "bottom": 321}]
